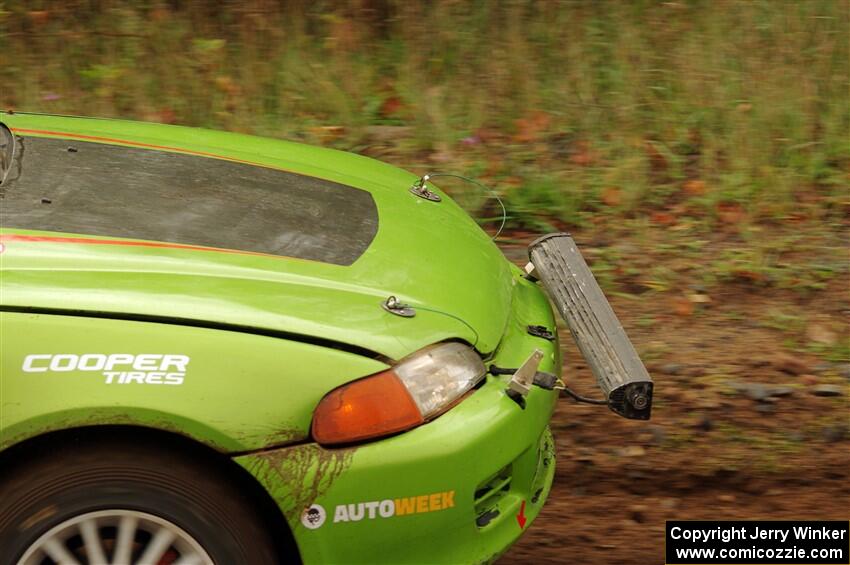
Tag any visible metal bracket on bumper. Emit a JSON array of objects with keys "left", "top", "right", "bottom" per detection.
[{"left": 527, "top": 233, "right": 654, "bottom": 420}]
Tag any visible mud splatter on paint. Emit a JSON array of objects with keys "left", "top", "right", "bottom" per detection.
[{"left": 238, "top": 443, "right": 355, "bottom": 522}]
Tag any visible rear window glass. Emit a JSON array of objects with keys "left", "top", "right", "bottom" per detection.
[{"left": 0, "top": 135, "right": 378, "bottom": 266}]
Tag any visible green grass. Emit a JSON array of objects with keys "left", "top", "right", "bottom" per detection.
[{"left": 1, "top": 0, "right": 848, "bottom": 230}]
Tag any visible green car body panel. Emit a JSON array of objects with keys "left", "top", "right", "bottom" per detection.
[{"left": 0, "top": 112, "right": 561, "bottom": 563}]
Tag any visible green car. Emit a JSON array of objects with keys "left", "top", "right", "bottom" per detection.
[{"left": 0, "top": 112, "right": 651, "bottom": 564}]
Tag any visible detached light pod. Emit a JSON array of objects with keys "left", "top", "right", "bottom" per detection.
[{"left": 528, "top": 233, "right": 653, "bottom": 419}]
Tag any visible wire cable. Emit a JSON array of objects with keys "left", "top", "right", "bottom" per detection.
[
  {"left": 413, "top": 304, "right": 480, "bottom": 348},
  {"left": 559, "top": 386, "right": 608, "bottom": 405},
  {"left": 418, "top": 173, "right": 507, "bottom": 240},
  {"left": 488, "top": 365, "right": 609, "bottom": 405}
]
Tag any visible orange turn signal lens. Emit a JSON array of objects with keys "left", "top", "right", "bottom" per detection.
[{"left": 312, "top": 370, "right": 425, "bottom": 445}]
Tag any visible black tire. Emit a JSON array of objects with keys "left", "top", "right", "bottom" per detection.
[{"left": 0, "top": 437, "right": 280, "bottom": 564}]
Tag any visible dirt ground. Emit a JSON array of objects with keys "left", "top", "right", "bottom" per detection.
[{"left": 497, "top": 228, "right": 850, "bottom": 564}]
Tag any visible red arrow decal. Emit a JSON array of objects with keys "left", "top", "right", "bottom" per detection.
[{"left": 516, "top": 500, "right": 527, "bottom": 529}]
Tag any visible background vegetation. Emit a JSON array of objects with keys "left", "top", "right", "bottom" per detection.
[
  {"left": 2, "top": 0, "right": 847, "bottom": 352},
  {"left": 1, "top": 4, "right": 848, "bottom": 560},
  {"left": 1, "top": 0, "right": 848, "bottom": 231}
]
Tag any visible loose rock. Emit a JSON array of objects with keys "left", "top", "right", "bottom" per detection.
[
  {"left": 822, "top": 425, "right": 847, "bottom": 443},
  {"left": 576, "top": 448, "right": 597, "bottom": 465},
  {"left": 748, "top": 358, "right": 772, "bottom": 369},
  {"left": 728, "top": 381, "right": 795, "bottom": 401},
  {"left": 800, "top": 374, "right": 819, "bottom": 386},
  {"left": 729, "top": 382, "right": 770, "bottom": 401},
  {"left": 660, "top": 498, "right": 680, "bottom": 510},
  {"left": 697, "top": 399, "right": 723, "bottom": 410},
  {"left": 695, "top": 416, "right": 713, "bottom": 432},
  {"left": 748, "top": 384, "right": 769, "bottom": 400},
  {"left": 769, "top": 386, "right": 795, "bottom": 397},
  {"left": 660, "top": 363, "right": 685, "bottom": 376},
  {"left": 629, "top": 504, "right": 649, "bottom": 523},
  {"left": 806, "top": 323, "right": 838, "bottom": 346},
  {"left": 773, "top": 353, "right": 811, "bottom": 376},
  {"left": 650, "top": 426, "right": 667, "bottom": 446},
  {"left": 812, "top": 385, "right": 844, "bottom": 397}
]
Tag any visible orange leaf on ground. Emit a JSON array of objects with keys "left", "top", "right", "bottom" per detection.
[
  {"left": 716, "top": 201, "right": 746, "bottom": 224},
  {"left": 650, "top": 211, "right": 677, "bottom": 226},
  {"left": 484, "top": 156, "right": 505, "bottom": 177},
  {"left": 158, "top": 108, "right": 177, "bottom": 124},
  {"left": 151, "top": 6, "right": 171, "bottom": 22},
  {"left": 568, "top": 140, "right": 594, "bottom": 166},
  {"left": 28, "top": 11, "right": 50, "bottom": 26},
  {"left": 475, "top": 127, "right": 503, "bottom": 144},
  {"left": 601, "top": 187, "right": 622, "bottom": 207},
  {"left": 309, "top": 126, "right": 346, "bottom": 144},
  {"left": 732, "top": 270, "right": 767, "bottom": 284},
  {"left": 512, "top": 118, "right": 534, "bottom": 143},
  {"left": 644, "top": 141, "right": 668, "bottom": 172},
  {"left": 683, "top": 179, "right": 706, "bottom": 195},
  {"left": 503, "top": 176, "right": 524, "bottom": 188},
  {"left": 214, "top": 76, "right": 240, "bottom": 95},
  {"left": 673, "top": 297, "right": 695, "bottom": 317},
  {"left": 378, "top": 96, "right": 404, "bottom": 118},
  {"left": 786, "top": 211, "right": 808, "bottom": 224},
  {"left": 529, "top": 110, "right": 551, "bottom": 130},
  {"left": 513, "top": 110, "right": 551, "bottom": 143}
]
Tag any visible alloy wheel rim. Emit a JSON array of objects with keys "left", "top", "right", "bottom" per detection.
[{"left": 17, "top": 509, "right": 214, "bottom": 565}]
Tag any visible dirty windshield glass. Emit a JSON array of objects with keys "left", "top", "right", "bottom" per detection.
[{"left": 0, "top": 136, "right": 378, "bottom": 265}]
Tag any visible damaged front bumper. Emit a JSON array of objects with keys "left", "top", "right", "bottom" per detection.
[
  {"left": 235, "top": 268, "right": 561, "bottom": 565},
  {"left": 236, "top": 376, "right": 557, "bottom": 564}
]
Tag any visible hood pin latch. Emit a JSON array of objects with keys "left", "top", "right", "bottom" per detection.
[
  {"left": 409, "top": 175, "right": 442, "bottom": 202},
  {"left": 381, "top": 296, "right": 416, "bottom": 318}
]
